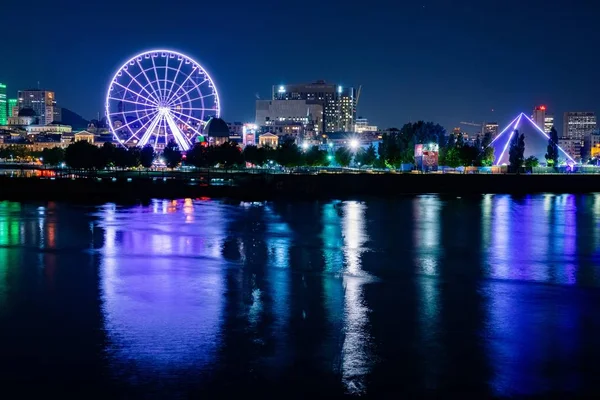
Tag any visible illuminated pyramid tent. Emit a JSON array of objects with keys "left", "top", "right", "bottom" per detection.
[{"left": 490, "top": 113, "right": 575, "bottom": 166}]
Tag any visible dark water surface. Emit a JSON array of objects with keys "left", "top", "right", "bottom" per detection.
[{"left": 1, "top": 195, "right": 600, "bottom": 398}]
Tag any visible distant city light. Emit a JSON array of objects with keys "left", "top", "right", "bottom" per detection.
[
  {"left": 338, "top": 86, "right": 342, "bottom": 94},
  {"left": 278, "top": 86, "right": 285, "bottom": 93},
  {"left": 328, "top": 142, "right": 334, "bottom": 148},
  {"left": 302, "top": 142, "right": 309, "bottom": 150}
]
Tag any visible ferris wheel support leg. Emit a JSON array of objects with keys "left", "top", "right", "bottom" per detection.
[
  {"left": 165, "top": 113, "right": 191, "bottom": 151},
  {"left": 139, "top": 115, "right": 163, "bottom": 148}
]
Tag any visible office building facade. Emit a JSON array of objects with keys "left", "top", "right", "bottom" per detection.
[
  {"left": 0, "top": 84, "right": 6, "bottom": 125},
  {"left": 563, "top": 112, "right": 596, "bottom": 141},
  {"left": 273, "top": 81, "right": 355, "bottom": 132},
  {"left": 256, "top": 99, "right": 323, "bottom": 135},
  {"left": 484, "top": 122, "right": 499, "bottom": 138},
  {"left": 8, "top": 98, "right": 18, "bottom": 117},
  {"left": 532, "top": 105, "right": 547, "bottom": 132},
  {"left": 544, "top": 114, "right": 554, "bottom": 133},
  {"left": 17, "top": 89, "right": 59, "bottom": 125}
]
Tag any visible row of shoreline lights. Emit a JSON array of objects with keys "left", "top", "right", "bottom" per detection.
[{"left": 301, "top": 139, "right": 359, "bottom": 150}]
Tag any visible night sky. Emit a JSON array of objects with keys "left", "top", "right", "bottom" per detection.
[{"left": 2, "top": 0, "right": 599, "bottom": 132}]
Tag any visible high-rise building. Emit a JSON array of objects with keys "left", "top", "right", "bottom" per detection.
[
  {"left": 0, "top": 83, "right": 6, "bottom": 125},
  {"left": 273, "top": 81, "right": 355, "bottom": 132},
  {"left": 7, "top": 98, "right": 18, "bottom": 117},
  {"left": 544, "top": 114, "right": 554, "bottom": 133},
  {"left": 484, "top": 122, "right": 498, "bottom": 138},
  {"left": 17, "top": 89, "right": 59, "bottom": 125},
  {"left": 256, "top": 99, "right": 323, "bottom": 135},
  {"left": 532, "top": 105, "right": 546, "bottom": 132},
  {"left": 563, "top": 112, "right": 596, "bottom": 141}
]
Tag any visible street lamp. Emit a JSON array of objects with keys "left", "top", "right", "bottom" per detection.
[
  {"left": 302, "top": 142, "right": 309, "bottom": 150},
  {"left": 349, "top": 139, "right": 359, "bottom": 150},
  {"left": 328, "top": 142, "right": 334, "bottom": 148}
]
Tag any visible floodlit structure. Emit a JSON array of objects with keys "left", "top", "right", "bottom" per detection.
[
  {"left": 490, "top": 112, "right": 575, "bottom": 166},
  {"left": 106, "top": 49, "right": 220, "bottom": 150}
]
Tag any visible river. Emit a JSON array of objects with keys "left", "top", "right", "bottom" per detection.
[{"left": 0, "top": 195, "right": 599, "bottom": 398}]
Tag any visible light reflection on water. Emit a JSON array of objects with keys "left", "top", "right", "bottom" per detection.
[{"left": 0, "top": 195, "right": 599, "bottom": 397}]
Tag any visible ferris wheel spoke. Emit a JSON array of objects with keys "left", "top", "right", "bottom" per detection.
[
  {"left": 165, "top": 58, "right": 184, "bottom": 106},
  {"left": 124, "top": 113, "right": 157, "bottom": 144},
  {"left": 176, "top": 92, "right": 216, "bottom": 105},
  {"left": 165, "top": 68, "right": 197, "bottom": 104},
  {"left": 165, "top": 112, "right": 191, "bottom": 151},
  {"left": 139, "top": 113, "right": 163, "bottom": 147},
  {"left": 168, "top": 78, "right": 209, "bottom": 106},
  {"left": 108, "top": 96, "right": 156, "bottom": 108},
  {"left": 107, "top": 109, "right": 152, "bottom": 117},
  {"left": 163, "top": 56, "right": 170, "bottom": 100},
  {"left": 150, "top": 55, "right": 163, "bottom": 101},
  {"left": 113, "top": 110, "right": 158, "bottom": 134},
  {"left": 169, "top": 109, "right": 208, "bottom": 126},
  {"left": 113, "top": 82, "right": 158, "bottom": 106},
  {"left": 135, "top": 58, "right": 162, "bottom": 102},
  {"left": 175, "top": 107, "right": 219, "bottom": 112},
  {"left": 120, "top": 69, "right": 160, "bottom": 105},
  {"left": 170, "top": 113, "right": 204, "bottom": 143}
]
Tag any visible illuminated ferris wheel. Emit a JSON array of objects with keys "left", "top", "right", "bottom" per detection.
[{"left": 105, "top": 49, "right": 220, "bottom": 150}]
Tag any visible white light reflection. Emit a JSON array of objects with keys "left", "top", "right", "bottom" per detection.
[
  {"left": 341, "top": 201, "right": 373, "bottom": 395},
  {"left": 413, "top": 195, "right": 441, "bottom": 276},
  {"left": 413, "top": 195, "right": 442, "bottom": 389}
]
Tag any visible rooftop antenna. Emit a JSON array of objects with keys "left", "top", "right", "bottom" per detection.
[{"left": 37, "top": 81, "right": 40, "bottom": 90}]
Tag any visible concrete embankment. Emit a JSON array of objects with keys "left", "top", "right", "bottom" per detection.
[{"left": 1, "top": 173, "right": 599, "bottom": 202}]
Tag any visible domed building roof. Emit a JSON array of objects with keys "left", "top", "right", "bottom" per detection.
[
  {"left": 18, "top": 108, "right": 37, "bottom": 117},
  {"left": 204, "top": 117, "right": 230, "bottom": 138}
]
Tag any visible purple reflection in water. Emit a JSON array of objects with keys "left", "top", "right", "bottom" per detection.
[{"left": 97, "top": 201, "right": 226, "bottom": 385}]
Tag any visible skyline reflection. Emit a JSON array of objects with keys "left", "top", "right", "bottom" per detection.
[{"left": 0, "top": 196, "right": 599, "bottom": 397}]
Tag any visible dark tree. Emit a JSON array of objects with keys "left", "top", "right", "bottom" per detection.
[
  {"left": 276, "top": 139, "right": 303, "bottom": 167},
  {"left": 334, "top": 147, "right": 352, "bottom": 167},
  {"left": 127, "top": 147, "right": 141, "bottom": 168},
  {"left": 355, "top": 144, "right": 377, "bottom": 166},
  {"left": 242, "top": 145, "right": 268, "bottom": 167},
  {"left": 65, "top": 141, "right": 101, "bottom": 170},
  {"left": 524, "top": 155, "right": 539, "bottom": 170},
  {"left": 304, "top": 145, "right": 329, "bottom": 166},
  {"left": 185, "top": 143, "right": 210, "bottom": 168},
  {"left": 213, "top": 142, "right": 243, "bottom": 168},
  {"left": 41, "top": 147, "right": 65, "bottom": 166},
  {"left": 100, "top": 142, "right": 116, "bottom": 168},
  {"left": 140, "top": 145, "right": 155, "bottom": 168},
  {"left": 162, "top": 140, "right": 182, "bottom": 169},
  {"left": 477, "top": 132, "right": 495, "bottom": 166},
  {"left": 545, "top": 126, "right": 559, "bottom": 168},
  {"left": 508, "top": 131, "right": 525, "bottom": 173},
  {"left": 113, "top": 147, "right": 130, "bottom": 169}
]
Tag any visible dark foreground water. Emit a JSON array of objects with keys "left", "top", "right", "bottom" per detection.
[{"left": 1, "top": 195, "right": 600, "bottom": 398}]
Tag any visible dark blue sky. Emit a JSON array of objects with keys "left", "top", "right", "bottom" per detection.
[{"left": 2, "top": 0, "right": 598, "bottom": 132}]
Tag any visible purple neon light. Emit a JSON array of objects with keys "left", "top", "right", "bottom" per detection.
[
  {"left": 520, "top": 113, "right": 576, "bottom": 163},
  {"left": 496, "top": 119, "right": 520, "bottom": 166},
  {"left": 493, "top": 112, "right": 577, "bottom": 165},
  {"left": 495, "top": 114, "right": 523, "bottom": 165},
  {"left": 105, "top": 49, "right": 221, "bottom": 149},
  {"left": 489, "top": 114, "right": 520, "bottom": 147}
]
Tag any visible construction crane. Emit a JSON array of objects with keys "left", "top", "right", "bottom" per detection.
[
  {"left": 459, "top": 121, "right": 486, "bottom": 136},
  {"left": 355, "top": 85, "right": 362, "bottom": 109}
]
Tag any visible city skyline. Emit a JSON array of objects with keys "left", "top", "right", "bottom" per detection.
[{"left": 2, "top": 0, "right": 600, "bottom": 132}]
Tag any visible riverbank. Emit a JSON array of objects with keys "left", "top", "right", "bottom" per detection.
[{"left": 2, "top": 173, "right": 600, "bottom": 202}]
